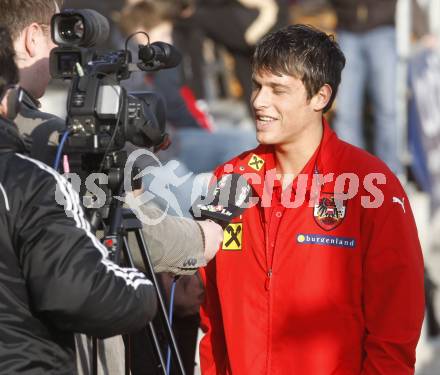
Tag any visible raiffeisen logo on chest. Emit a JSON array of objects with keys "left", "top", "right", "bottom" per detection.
[{"left": 313, "top": 193, "right": 346, "bottom": 231}]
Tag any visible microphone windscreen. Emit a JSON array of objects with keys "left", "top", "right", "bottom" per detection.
[
  {"left": 152, "top": 42, "right": 182, "bottom": 68},
  {"left": 190, "top": 174, "right": 252, "bottom": 223}
]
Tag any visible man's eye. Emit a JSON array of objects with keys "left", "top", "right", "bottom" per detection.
[{"left": 273, "top": 90, "right": 285, "bottom": 95}]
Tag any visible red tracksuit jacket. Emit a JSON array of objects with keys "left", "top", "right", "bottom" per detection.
[{"left": 199, "top": 121, "right": 424, "bottom": 375}]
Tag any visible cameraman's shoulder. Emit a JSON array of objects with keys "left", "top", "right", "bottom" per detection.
[
  {"left": 16, "top": 90, "right": 65, "bottom": 135},
  {"left": 16, "top": 105, "right": 65, "bottom": 134},
  {"left": 9, "top": 152, "right": 63, "bottom": 191},
  {"left": 15, "top": 93, "right": 66, "bottom": 164},
  {"left": 0, "top": 153, "right": 65, "bottom": 217}
]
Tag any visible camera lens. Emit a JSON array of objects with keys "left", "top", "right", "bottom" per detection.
[
  {"left": 58, "top": 16, "right": 84, "bottom": 43},
  {"left": 51, "top": 9, "right": 110, "bottom": 47}
]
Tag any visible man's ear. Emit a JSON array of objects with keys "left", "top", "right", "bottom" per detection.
[
  {"left": 24, "top": 23, "right": 43, "bottom": 58},
  {"left": 311, "top": 84, "right": 332, "bottom": 112}
]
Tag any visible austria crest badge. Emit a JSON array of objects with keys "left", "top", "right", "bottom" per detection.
[{"left": 313, "top": 193, "right": 346, "bottom": 231}]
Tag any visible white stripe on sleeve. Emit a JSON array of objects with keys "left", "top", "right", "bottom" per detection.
[
  {"left": 15, "top": 154, "right": 152, "bottom": 290},
  {"left": 0, "top": 182, "right": 10, "bottom": 211}
]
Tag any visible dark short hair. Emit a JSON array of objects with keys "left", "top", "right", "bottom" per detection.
[
  {"left": 0, "top": 26, "right": 19, "bottom": 97},
  {"left": 252, "top": 24, "right": 346, "bottom": 113},
  {"left": 0, "top": 0, "right": 63, "bottom": 40}
]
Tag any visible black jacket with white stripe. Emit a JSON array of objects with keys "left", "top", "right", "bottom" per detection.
[{"left": 0, "top": 116, "right": 157, "bottom": 374}]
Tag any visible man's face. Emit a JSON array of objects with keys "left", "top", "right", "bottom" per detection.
[{"left": 251, "top": 70, "right": 318, "bottom": 147}]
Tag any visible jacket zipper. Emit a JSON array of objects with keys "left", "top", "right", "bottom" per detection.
[
  {"left": 264, "top": 203, "right": 285, "bottom": 374},
  {"left": 265, "top": 268, "right": 272, "bottom": 290},
  {"left": 264, "top": 221, "right": 274, "bottom": 374}
]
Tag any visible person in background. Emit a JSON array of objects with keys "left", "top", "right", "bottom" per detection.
[
  {"left": 175, "top": 0, "right": 290, "bottom": 109},
  {"left": 330, "top": 0, "right": 402, "bottom": 175}
]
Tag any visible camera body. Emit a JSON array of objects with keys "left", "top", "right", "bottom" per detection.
[
  {"left": 61, "top": 50, "right": 166, "bottom": 154},
  {"left": 49, "top": 9, "right": 178, "bottom": 156}
]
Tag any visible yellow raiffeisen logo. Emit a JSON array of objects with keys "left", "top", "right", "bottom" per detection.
[
  {"left": 248, "top": 154, "right": 264, "bottom": 171},
  {"left": 222, "top": 223, "right": 243, "bottom": 251}
]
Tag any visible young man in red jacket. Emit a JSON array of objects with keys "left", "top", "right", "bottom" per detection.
[{"left": 199, "top": 24, "right": 425, "bottom": 375}]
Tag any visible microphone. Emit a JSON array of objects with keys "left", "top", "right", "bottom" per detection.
[
  {"left": 138, "top": 42, "right": 182, "bottom": 71},
  {"left": 190, "top": 174, "right": 252, "bottom": 225}
]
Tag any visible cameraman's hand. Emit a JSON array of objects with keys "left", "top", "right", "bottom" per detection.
[
  {"left": 132, "top": 188, "right": 143, "bottom": 198},
  {"left": 198, "top": 220, "right": 223, "bottom": 263}
]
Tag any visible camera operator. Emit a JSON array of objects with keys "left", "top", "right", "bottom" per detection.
[
  {"left": 0, "top": 1, "right": 223, "bottom": 373},
  {"left": 0, "top": 25, "right": 157, "bottom": 374},
  {"left": 0, "top": 0, "right": 223, "bottom": 275}
]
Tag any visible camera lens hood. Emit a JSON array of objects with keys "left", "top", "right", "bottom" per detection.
[{"left": 51, "top": 9, "right": 110, "bottom": 48}]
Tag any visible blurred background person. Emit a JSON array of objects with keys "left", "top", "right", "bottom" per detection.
[
  {"left": 174, "top": 0, "right": 290, "bottom": 112},
  {"left": 329, "top": 0, "right": 402, "bottom": 175}
]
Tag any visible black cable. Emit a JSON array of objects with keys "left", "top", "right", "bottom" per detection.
[
  {"left": 98, "top": 31, "right": 151, "bottom": 172},
  {"left": 124, "top": 31, "right": 150, "bottom": 57}
]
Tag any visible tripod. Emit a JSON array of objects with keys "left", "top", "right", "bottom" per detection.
[{"left": 75, "top": 151, "right": 187, "bottom": 375}]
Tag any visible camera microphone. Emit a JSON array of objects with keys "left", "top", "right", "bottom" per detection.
[
  {"left": 138, "top": 42, "right": 182, "bottom": 71},
  {"left": 190, "top": 173, "right": 253, "bottom": 225}
]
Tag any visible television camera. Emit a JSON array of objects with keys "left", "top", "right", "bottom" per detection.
[{"left": 50, "top": 8, "right": 179, "bottom": 157}]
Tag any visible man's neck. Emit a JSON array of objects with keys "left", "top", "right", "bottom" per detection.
[{"left": 274, "top": 119, "right": 323, "bottom": 180}]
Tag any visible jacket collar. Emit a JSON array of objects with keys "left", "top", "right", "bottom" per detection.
[
  {"left": 0, "top": 115, "right": 29, "bottom": 153},
  {"left": 231, "top": 117, "right": 338, "bottom": 199},
  {"left": 21, "top": 89, "right": 41, "bottom": 110}
]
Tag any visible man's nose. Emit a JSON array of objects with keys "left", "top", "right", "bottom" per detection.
[{"left": 252, "top": 88, "right": 270, "bottom": 109}]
